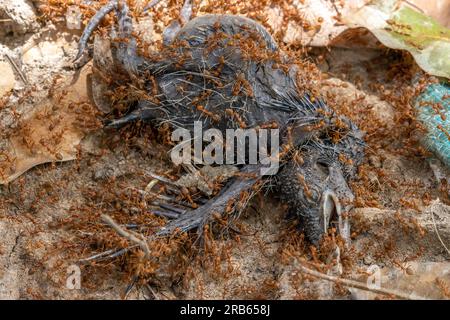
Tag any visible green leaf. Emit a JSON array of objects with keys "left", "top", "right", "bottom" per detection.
[{"left": 342, "top": 0, "right": 450, "bottom": 79}]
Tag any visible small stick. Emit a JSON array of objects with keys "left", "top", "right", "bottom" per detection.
[
  {"left": 79, "top": 248, "right": 117, "bottom": 262},
  {"left": 79, "top": 247, "right": 129, "bottom": 263},
  {"left": 145, "top": 171, "right": 179, "bottom": 187},
  {"left": 431, "top": 210, "right": 450, "bottom": 256},
  {"left": 102, "top": 215, "right": 151, "bottom": 258},
  {"left": 123, "top": 276, "right": 138, "bottom": 300},
  {"left": 403, "top": 0, "right": 425, "bottom": 13},
  {"left": 5, "top": 53, "right": 28, "bottom": 85},
  {"left": 79, "top": 246, "right": 138, "bottom": 263},
  {"left": 108, "top": 247, "right": 133, "bottom": 259},
  {"left": 146, "top": 285, "right": 160, "bottom": 300},
  {"left": 297, "top": 263, "right": 428, "bottom": 300}
]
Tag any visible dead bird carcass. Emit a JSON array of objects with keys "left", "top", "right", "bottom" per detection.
[{"left": 76, "top": 0, "right": 365, "bottom": 245}]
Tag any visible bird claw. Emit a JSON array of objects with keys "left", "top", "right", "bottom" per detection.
[
  {"left": 75, "top": 0, "right": 193, "bottom": 64},
  {"left": 75, "top": 0, "right": 117, "bottom": 62},
  {"left": 75, "top": 0, "right": 143, "bottom": 75},
  {"left": 320, "top": 190, "right": 351, "bottom": 245}
]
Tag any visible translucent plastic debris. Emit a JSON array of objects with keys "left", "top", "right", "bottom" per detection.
[
  {"left": 66, "top": 5, "right": 82, "bottom": 30},
  {"left": 415, "top": 83, "right": 450, "bottom": 168}
]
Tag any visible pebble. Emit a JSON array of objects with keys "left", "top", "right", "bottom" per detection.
[
  {"left": 368, "top": 155, "right": 381, "bottom": 168},
  {"left": 0, "top": 0, "right": 38, "bottom": 37},
  {"left": 93, "top": 166, "right": 118, "bottom": 181},
  {"left": 66, "top": 5, "right": 82, "bottom": 30},
  {"left": 363, "top": 255, "right": 374, "bottom": 265}
]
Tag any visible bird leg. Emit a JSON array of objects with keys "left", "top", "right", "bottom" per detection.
[
  {"left": 162, "top": 0, "right": 193, "bottom": 45},
  {"left": 156, "top": 164, "right": 263, "bottom": 238},
  {"left": 75, "top": 0, "right": 144, "bottom": 76}
]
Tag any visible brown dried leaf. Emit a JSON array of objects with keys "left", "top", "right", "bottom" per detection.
[{"left": 0, "top": 63, "right": 94, "bottom": 184}]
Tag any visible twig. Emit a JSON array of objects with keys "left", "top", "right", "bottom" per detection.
[
  {"left": 79, "top": 246, "right": 136, "bottom": 263},
  {"left": 145, "top": 171, "right": 179, "bottom": 187},
  {"left": 330, "top": 0, "right": 342, "bottom": 18},
  {"left": 146, "top": 285, "right": 160, "bottom": 300},
  {"left": 5, "top": 53, "right": 28, "bottom": 85},
  {"left": 109, "top": 247, "right": 134, "bottom": 259},
  {"left": 297, "top": 263, "right": 428, "bottom": 300},
  {"left": 430, "top": 209, "right": 450, "bottom": 256},
  {"left": 102, "top": 215, "right": 151, "bottom": 258},
  {"left": 123, "top": 276, "right": 138, "bottom": 300},
  {"left": 79, "top": 248, "right": 119, "bottom": 263},
  {"left": 403, "top": 0, "right": 425, "bottom": 13}
]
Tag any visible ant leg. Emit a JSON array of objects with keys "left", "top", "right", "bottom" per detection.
[
  {"left": 75, "top": 0, "right": 117, "bottom": 61},
  {"left": 156, "top": 164, "right": 262, "bottom": 237},
  {"left": 162, "top": 0, "right": 193, "bottom": 45}
]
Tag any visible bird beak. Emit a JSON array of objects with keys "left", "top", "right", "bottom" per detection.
[{"left": 320, "top": 190, "right": 351, "bottom": 244}]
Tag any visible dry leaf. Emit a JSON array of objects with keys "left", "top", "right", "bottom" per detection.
[
  {"left": 0, "top": 63, "right": 95, "bottom": 184},
  {"left": 351, "top": 262, "right": 450, "bottom": 299},
  {"left": 342, "top": 0, "right": 450, "bottom": 79},
  {"left": 409, "top": 0, "right": 450, "bottom": 28}
]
